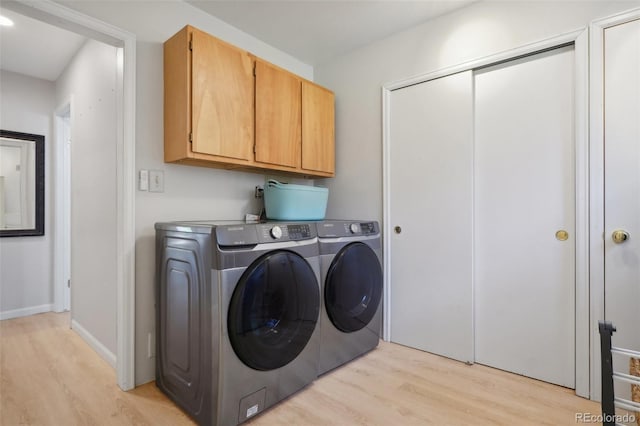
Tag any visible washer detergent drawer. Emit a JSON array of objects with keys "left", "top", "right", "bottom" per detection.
[{"left": 157, "top": 236, "right": 211, "bottom": 423}]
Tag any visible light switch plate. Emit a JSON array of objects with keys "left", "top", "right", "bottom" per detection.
[
  {"left": 149, "top": 170, "right": 164, "bottom": 193},
  {"left": 139, "top": 169, "right": 149, "bottom": 191}
]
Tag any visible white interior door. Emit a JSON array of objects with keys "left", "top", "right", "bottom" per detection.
[
  {"left": 474, "top": 46, "right": 576, "bottom": 388},
  {"left": 389, "top": 71, "right": 473, "bottom": 363},
  {"left": 603, "top": 17, "right": 640, "bottom": 401}
]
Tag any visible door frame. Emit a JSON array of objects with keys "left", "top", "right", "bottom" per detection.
[
  {"left": 54, "top": 98, "right": 72, "bottom": 313},
  {"left": 589, "top": 7, "right": 640, "bottom": 402},
  {"left": 4, "top": 0, "right": 137, "bottom": 391},
  {"left": 382, "top": 28, "right": 590, "bottom": 398}
]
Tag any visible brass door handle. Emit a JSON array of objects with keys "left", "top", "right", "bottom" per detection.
[
  {"left": 555, "top": 230, "right": 569, "bottom": 241},
  {"left": 612, "top": 229, "right": 630, "bottom": 244}
]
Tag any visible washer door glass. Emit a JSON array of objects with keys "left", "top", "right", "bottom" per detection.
[
  {"left": 228, "top": 250, "right": 320, "bottom": 371},
  {"left": 325, "top": 242, "right": 382, "bottom": 333}
]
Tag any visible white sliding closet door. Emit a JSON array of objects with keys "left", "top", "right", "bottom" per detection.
[
  {"left": 474, "top": 46, "right": 576, "bottom": 388},
  {"left": 603, "top": 17, "right": 640, "bottom": 401},
  {"left": 389, "top": 71, "right": 474, "bottom": 363}
]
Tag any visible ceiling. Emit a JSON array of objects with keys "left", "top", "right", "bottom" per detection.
[
  {"left": 0, "top": 1, "right": 476, "bottom": 82},
  {"left": 187, "top": 0, "right": 477, "bottom": 66},
  {"left": 0, "top": 8, "right": 86, "bottom": 81}
]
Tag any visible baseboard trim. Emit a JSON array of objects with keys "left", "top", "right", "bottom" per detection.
[
  {"left": 0, "top": 304, "right": 53, "bottom": 320},
  {"left": 71, "top": 319, "right": 117, "bottom": 369}
]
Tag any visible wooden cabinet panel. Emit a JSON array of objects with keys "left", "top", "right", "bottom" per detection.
[
  {"left": 163, "top": 27, "right": 190, "bottom": 163},
  {"left": 164, "top": 25, "right": 335, "bottom": 178},
  {"left": 255, "top": 60, "right": 301, "bottom": 168},
  {"left": 302, "top": 81, "right": 335, "bottom": 174},
  {"left": 191, "top": 28, "right": 254, "bottom": 161}
]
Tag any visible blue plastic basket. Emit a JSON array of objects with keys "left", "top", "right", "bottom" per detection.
[{"left": 264, "top": 180, "right": 328, "bottom": 220}]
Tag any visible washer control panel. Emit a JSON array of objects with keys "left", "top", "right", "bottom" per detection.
[
  {"left": 270, "top": 225, "right": 283, "bottom": 239},
  {"left": 257, "top": 223, "right": 315, "bottom": 243},
  {"left": 215, "top": 223, "right": 316, "bottom": 246},
  {"left": 286, "top": 224, "right": 313, "bottom": 240}
]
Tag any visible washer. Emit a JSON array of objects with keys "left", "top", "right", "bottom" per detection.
[
  {"left": 317, "top": 220, "right": 383, "bottom": 376},
  {"left": 155, "top": 221, "right": 321, "bottom": 425}
]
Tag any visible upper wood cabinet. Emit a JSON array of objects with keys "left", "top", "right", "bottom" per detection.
[
  {"left": 255, "top": 59, "right": 301, "bottom": 169},
  {"left": 164, "top": 26, "right": 254, "bottom": 165},
  {"left": 164, "top": 25, "right": 335, "bottom": 178},
  {"left": 191, "top": 28, "right": 254, "bottom": 161},
  {"left": 302, "top": 81, "right": 335, "bottom": 174}
]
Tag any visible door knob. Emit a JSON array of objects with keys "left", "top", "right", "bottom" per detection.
[
  {"left": 555, "top": 230, "right": 569, "bottom": 241},
  {"left": 612, "top": 229, "right": 630, "bottom": 244},
  {"left": 394, "top": 226, "right": 402, "bottom": 234}
]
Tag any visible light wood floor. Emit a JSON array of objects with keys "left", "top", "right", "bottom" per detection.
[{"left": 1, "top": 312, "right": 600, "bottom": 425}]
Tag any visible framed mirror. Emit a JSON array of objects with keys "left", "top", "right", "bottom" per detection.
[{"left": 0, "top": 130, "right": 45, "bottom": 237}]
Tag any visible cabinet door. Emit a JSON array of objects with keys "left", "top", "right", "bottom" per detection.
[
  {"left": 302, "top": 81, "right": 335, "bottom": 174},
  {"left": 191, "top": 28, "right": 253, "bottom": 161},
  {"left": 255, "top": 60, "right": 301, "bottom": 168}
]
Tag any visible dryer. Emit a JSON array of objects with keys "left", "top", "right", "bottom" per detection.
[
  {"left": 317, "top": 220, "right": 383, "bottom": 376},
  {"left": 155, "top": 221, "right": 321, "bottom": 425}
]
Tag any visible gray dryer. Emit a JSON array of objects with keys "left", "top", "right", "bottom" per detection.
[{"left": 317, "top": 220, "right": 383, "bottom": 375}]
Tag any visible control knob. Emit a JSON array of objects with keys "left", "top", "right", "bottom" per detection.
[
  {"left": 270, "top": 225, "right": 283, "bottom": 239},
  {"left": 349, "top": 223, "right": 361, "bottom": 234}
]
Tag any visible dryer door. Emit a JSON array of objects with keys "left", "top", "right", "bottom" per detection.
[
  {"left": 228, "top": 250, "right": 320, "bottom": 371},
  {"left": 325, "top": 242, "right": 382, "bottom": 333}
]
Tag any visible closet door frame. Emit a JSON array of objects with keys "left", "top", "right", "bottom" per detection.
[
  {"left": 589, "top": 7, "right": 640, "bottom": 402},
  {"left": 382, "top": 28, "right": 589, "bottom": 398}
]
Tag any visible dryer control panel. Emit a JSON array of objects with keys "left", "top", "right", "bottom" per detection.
[
  {"left": 317, "top": 221, "right": 379, "bottom": 238},
  {"left": 358, "top": 222, "right": 377, "bottom": 235}
]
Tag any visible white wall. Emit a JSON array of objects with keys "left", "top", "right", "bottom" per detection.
[
  {"left": 56, "top": 39, "right": 119, "bottom": 363},
  {"left": 57, "top": 0, "right": 315, "bottom": 384},
  {"left": 41, "top": 0, "right": 640, "bottom": 389},
  {"left": 0, "top": 71, "right": 55, "bottom": 319},
  {"left": 314, "top": 0, "right": 640, "bottom": 223}
]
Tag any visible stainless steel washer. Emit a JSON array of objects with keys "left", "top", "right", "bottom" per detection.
[
  {"left": 155, "top": 221, "right": 321, "bottom": 425},
  {"left": 317, "top": 220, "right": 383, "bottom": 376}
]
